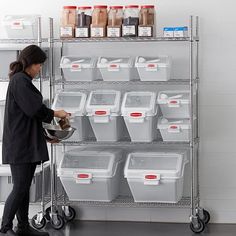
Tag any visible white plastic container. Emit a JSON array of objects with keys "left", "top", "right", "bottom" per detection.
[
  {"left": 2, "top": 15, "right": 40, "bottom": 39},
  {"left": 157, "top": 91, "right": 190, "bottom": 119},
  {"left": 158, "top": 117, "right": 190, "bottom": 142},
  {"left": 86, "top": 90, "right": 123, "bottom": 141},
  {"left": 52, "top": 91, "right": 89, "bottom": 141},
  {"left": 97, "top": 57, "right": 134, "bottom": 81},
  {"left": 0, "top": 101, "right": 5, "bottom": 141},
  {"left": 60, "top": 56, "right": 97, "bottom": 81},
  {"left": 124, "top": 151, "right": 188, "bottom": 203},
  {"left": 0, "top": 164, "right": 50, "bottom": 202},
  {"left": 135, "top": 56, "right": 172, "bottom": 81},
  {"left": 121, "top": 91, "right": 157, "bottom": 142},
  {"left": 58, "top": 148, "right": 124, "bottom": 202}
]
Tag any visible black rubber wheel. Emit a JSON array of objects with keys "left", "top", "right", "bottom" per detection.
[
  {"left": 202, "top": 210, "right": 210, "bottom": 225},
  {"left": 190, "top": 219, "right": 205, "bottom": 234},
  {"left": 50, "top": 214, "right": 64, "bottom": 230},
  {"left": 63, "top": 206, "right": 76, "bottom": 222},
  {"left": 31, "top": 215, "right": 46, "bottom": 230},
  {"left": 45, "top": 207, "right": 51, "bottom": 221}
]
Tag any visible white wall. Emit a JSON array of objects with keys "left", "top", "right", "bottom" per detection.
[{"left": 0, "top": 0, "right": 236, "bottom": 224}]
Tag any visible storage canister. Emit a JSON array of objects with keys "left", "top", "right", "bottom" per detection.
[
  {"left": 60, "top": 6, "right": 77, "bottom": 38},
  {"left": 123, "top": 5, "right": 139, "bottom": 37},
  {"left": 138, "top": 5, "right": 155, "bottom": 37},
  {"left": 76, "top": 6, "right": 92, "bottom": 38},
  {"left": 91, "top": 5, "right": 108, "bottom": 38},
  {"left": 107, "top": 6, "right": 123, "bottom": 37}
]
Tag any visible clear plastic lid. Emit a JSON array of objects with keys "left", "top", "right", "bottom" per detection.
[
  {"left": 157, "top": 117, "right": 190, "bottom": 130},
  {"left": 86, "top": 90, "right": 121, "bottom": 115},
  {"left": 135, "top": 56, "right": 171, "bottom": 68},
  {"left": 121, "top": 91, "right": 157, "bottom": 117},
  {"left": 3, "top": 15, "right": 40, "bottom": 26},
  {"left": 157, "top": 90, "right": 190, "bottom": 105},
  {"left": 97, "top": 57, "right": 133, "bottom": 68},
  {"left": 60, "top": 56, "right": 96, "bottom": 69},
  {"left": 124, "top": 152, "right": 187, "bottom": 179},
  {"left": 52, "top": 91, "right": 87, "bottom": 116}
]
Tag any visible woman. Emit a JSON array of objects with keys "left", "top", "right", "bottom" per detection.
[{"left": 0, "top": 45, "right": 70, "bottom": 236}]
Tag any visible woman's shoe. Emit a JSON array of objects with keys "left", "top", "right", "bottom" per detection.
[{"left": 16, "top": 226, "right": 49, "bottom": 236}]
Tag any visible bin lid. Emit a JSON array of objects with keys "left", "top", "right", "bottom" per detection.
[
  {"left": 157, "top": 90, "right": 190, "bottom": 105},
  {"left": 135, "top": 56, "right": 171, "bottom": 68},
  {"left": 97, "top": 57, "right": 133, "bottom": 69},
  {"left": 60, "top": 56, "right": 96, "bottom": 69},
  {"left": 157, "top": 117, "right": 190, "bottom": 130},
  {"left": 3, "top": 15, "right": 40, "bottom": 26},
  {"left": 121, "top": 91, "right": 157, "bottom": 117},
  {"left": 52, "top": 91, "right": 87, "bottom": 116},
  {"left": 58, "top": 148, "right": 123, "bottom": 178},
  {"left": 86, "top": 90, "right": 121, "bottom": 116},
  {"left": 124, "top": 151, "right": 187, "bottom": 179}
]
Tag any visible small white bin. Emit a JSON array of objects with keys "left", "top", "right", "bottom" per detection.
[
  {"left": 158, "top": 117, "right": 190, "bottom": 142},
  {"left": 0, "top": 101, "right": 5, "bottom": 141},
  {"left": 2, "top": 15, "right": 40, "bottom": 39},
  {"left": 157, "top": 91, "right": 190, "bottom": 119},
  {"left": 86, "top": 90, "right": 123, "bottom": 141},
  {"left": 0, "top": 163, "right": 50, "bottom": 202},
  {"left": 97, "top": 57, "right": 134, "bottom": 81},
  {"left": 135, "top": 56, "right": 172, "bottom": 81},
  {"left": 124, "top": 151, "right": 188, "bottom": 203},
  {"left": 58, "top": 148, "right": 124, "bottom": 202},
  {"left": 121, "top": 91, "right": 157, "bottom": 142},
  {"left": 52, "top": 91, "right": 89, "bottom": 141},
  {"left": 60, "top": 56, "right": 97, "bottom": 81}
]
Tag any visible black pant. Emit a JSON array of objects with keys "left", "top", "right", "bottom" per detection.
[{"left": 0, "top": 163, "right": 37, "bottom": 233}]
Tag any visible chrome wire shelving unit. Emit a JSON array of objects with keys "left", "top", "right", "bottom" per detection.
[{"left": 42, "top": 15, "right": 210, "bottom": 234}]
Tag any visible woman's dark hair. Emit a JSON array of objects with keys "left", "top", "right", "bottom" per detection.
[{"left": 9, "top": 45, "right": 47, "bottom": 78}]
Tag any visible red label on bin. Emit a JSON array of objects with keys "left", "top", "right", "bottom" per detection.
[
  {"left": 170, "top": 125, "right": 178, "bottom": 129},
  {"left": 77, "top": 174, "right": 89, "bottom": 179},
  {"left": 169, "top": 100, "right": 178, "bottom": 104},
  {"left": 147, "top": 64, "right": 156, "bottom": 68},
  {"left": 130, "top": 112, "right": 142, "bottom": 117},
  {"left": 145, "top": 175, "right": 157, "bottom": 180},
  {"left": 109, "top": 64, "right": 118, "bottom": 68},
  {"left": 13, "top": 22, "right": 21, "bottom": 25},
  {"left": 72, "top": 64, "right": 80, "bottom": 69},
  {"left": 95, "top": 111, "right": 107, "bottom": 115}
]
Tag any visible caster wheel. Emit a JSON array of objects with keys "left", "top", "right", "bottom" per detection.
[
  {"left": 202, "top": 210, "right": 210, "bottom": 225},
  {"left": 50, "top": 215, "right": 64, "bottom": 230},
  {"left": 190, "top": 219, "right": 205, "bottom": 234},
  {"left": 45, "top": 207, "right": 51, "bottom": 221},
  {"left": 63, "top": 206, "right": 76, "bottom": 222},
  {"left": 31, "top": 215, "right": 46, "bottom": 230}
]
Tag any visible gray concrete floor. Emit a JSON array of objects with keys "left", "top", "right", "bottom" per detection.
[{"left": 42, "top": 221, "right": 236, "bottom": 236}]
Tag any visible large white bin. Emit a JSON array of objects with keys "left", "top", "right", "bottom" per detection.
[
  {"left": 0, "top": 101, "right": 5, "bottom": 141},
  {"left": 157, "top": 91, "right": 190, "bottom": 119},
  {"left": 58, "top": 148, "right": 124, "bottom": 202},
  {"left": 158, "top": 117, "right": 191, "bottom": 142},
  {"left": 121, "top": 91, "right": 157, "bottom": 142},
  {"left": 0, "top": 163, "right": 50, "bottom": 202},
  {"left": 52, "top": 91, "right": 90, "bottom": 141},
  {"left": 60, "top": 56, "right": 97, "bottom": 81},
  {"left": 86, "top": 90, "right": 123, "bottom": 141},
  {"left": 2, "top": 15, "right": 40, "bottom": 39},
  {"left": 124, "top": 151, "right": 188, "bottom": 203},
  {"left": 135, "top": 56, "right": 172, "bottom": 81},
  {"left": 97, "top": 57, "right": 134, "bottom": 81}
]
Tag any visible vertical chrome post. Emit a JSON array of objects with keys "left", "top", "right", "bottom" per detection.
[
  {"left": 37, "top": 17, "right": 43, "bottom": 93},
  {"left": 49, "top": 18, "right": 54, "bottom": 106}
]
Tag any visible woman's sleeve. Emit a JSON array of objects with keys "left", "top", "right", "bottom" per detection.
[{"left": 12, "top": 78, "right": 54, "bottom": 123}]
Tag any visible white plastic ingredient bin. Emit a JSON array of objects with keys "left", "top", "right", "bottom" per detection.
[
  {"left": 58, "top": 148, "right": 124, "bottom": 202},
  {"left": 86, "top": 90, "right": 123, "bottom": 141},
  {"left": 157, "top": 91, "right": 190, "bottom": 118},
  {"left": 97, "top": 57, "right": 134, "bottom": 81},
  {"left": 158, "top": 117, "right": 191, "bottom": 142},
  {"left": 52, "top": 91, "right": 90, "bottom": 141},
  {"left": 0, "top": 163, "right": 50, "bottom": 202},
  {"left": 121, "top": 91, "right": 157, "bottom": 142},
  {"left": 60, "top": 56, "right": 97, "bottom": 81},
  {"left": 0, "top": 101, "right": 5, "bottom": 141},
  {"left": 2, "top": 15, "right": 40, "bottom": 39},
  {"left": 124, "top": 151, "right": 188, "bottom": 203},
  {"left": 135, "top": 56, "right": 172, "bottom": 81}
]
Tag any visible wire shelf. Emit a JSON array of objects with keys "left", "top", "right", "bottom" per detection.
[
  {"left": 0, "top": 38, "right": 48, "bottom": 44},
  {"left": 0, "top": 77, "right": 50, "bottom": 82}
]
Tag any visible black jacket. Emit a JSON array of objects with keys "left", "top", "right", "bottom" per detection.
[{"left": 2, "top": 72, "right": 54, "bottom": 164}]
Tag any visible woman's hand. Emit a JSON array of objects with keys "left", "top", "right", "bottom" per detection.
[
  {"left": 46, "top": 138, "right": 60, "bottom": 144},
  {"left": 54, "top": 110, "right": 71, "bottom": 119}
]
